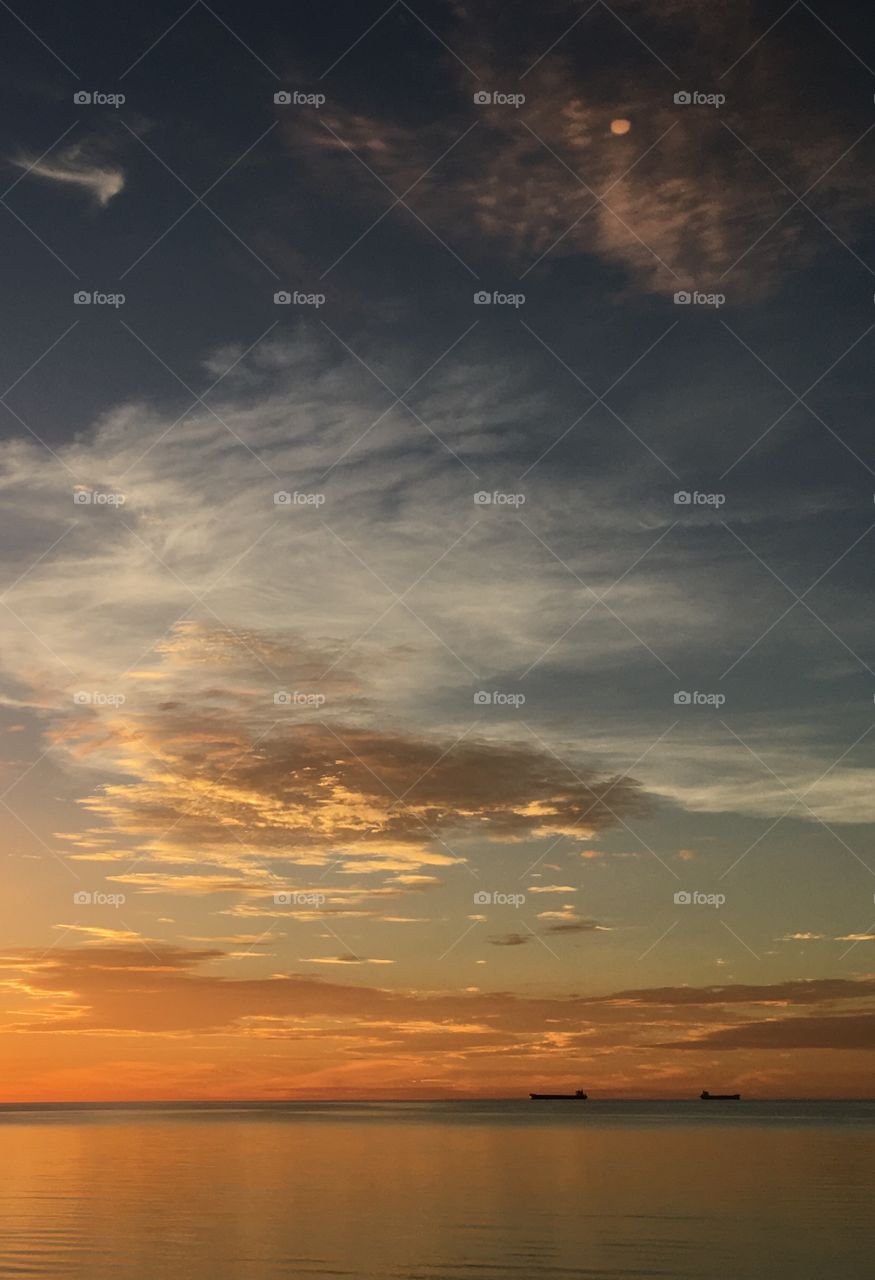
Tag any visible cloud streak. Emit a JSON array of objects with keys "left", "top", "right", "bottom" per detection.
[{"left": 12, "top": 139, "right": 125, "bottom": 206}]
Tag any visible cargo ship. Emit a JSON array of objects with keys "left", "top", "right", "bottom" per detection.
[
  {"left": 700, "top": 1090, "right": 740, "bottom": 1100},
  {"left": 529, "top": 1089, "right": 587, "bottom": 1099}
]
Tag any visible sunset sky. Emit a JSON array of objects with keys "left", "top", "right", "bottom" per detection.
[{"left": 1, "top": 0, "right": 874, "bottom": 1100}]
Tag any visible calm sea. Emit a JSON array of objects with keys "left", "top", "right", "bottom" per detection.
[{"left": 0, "top": 1100, "right": 872, "bottom": 1278}]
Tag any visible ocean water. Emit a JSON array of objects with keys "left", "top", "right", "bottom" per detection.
[{"left": 0, "top": 1100, "right": 873, "bottom": 1279}]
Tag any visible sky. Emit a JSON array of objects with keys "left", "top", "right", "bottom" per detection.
[{"left": 1, "top": 0, "right": 874, "bottom": 1101}]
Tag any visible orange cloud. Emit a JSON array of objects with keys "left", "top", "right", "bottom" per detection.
[{"left": 3, "top": 947, "right": 874, "bottom": 1098}]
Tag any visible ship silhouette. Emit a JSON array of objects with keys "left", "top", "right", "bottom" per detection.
[
  {"left": 700, "top": 1090, "right": 741, "bottom": 1100},
  {"left": 529, "top": 1089, "right": 587, "bottom": 1100}
]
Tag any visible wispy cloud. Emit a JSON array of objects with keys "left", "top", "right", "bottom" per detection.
[
  {"left": 285, "top": 1, "right": 873, "bottom": 297},
  {"left": 12, "top": 140, "right": 125, "bottom": 206}
]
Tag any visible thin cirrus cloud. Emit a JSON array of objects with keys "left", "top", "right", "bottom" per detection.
[
  {"left": 12, "top": 140, "right": 125, "bottom": 207},
  {"left": 285, "top": 0, "right": 872, "bottom": 297},
  {"left": 3, "top": 943, "right": 874, "bottom": 1054},
  {"left": 654, "top": 1014, "right": 875, "bottom": 1051},
  {"left": 1, "top": 322, "right": 873, "bottom": 879}
]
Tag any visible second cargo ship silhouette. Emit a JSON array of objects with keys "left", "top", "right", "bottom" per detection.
[{"left": 529, "top": 1089, "right": 587, "bottom": 1099}]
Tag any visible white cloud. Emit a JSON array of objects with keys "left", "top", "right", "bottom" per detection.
[
  {"left": 13, "top": 142, "right": 124, "bottom": 206},
  {"left": 0, "top": 330, "right": 872, "bottom": 833}
]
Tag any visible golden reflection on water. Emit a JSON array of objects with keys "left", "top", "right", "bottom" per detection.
[{"left": 0, "top": 1109, "right": 872, "bottom": 1278}]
